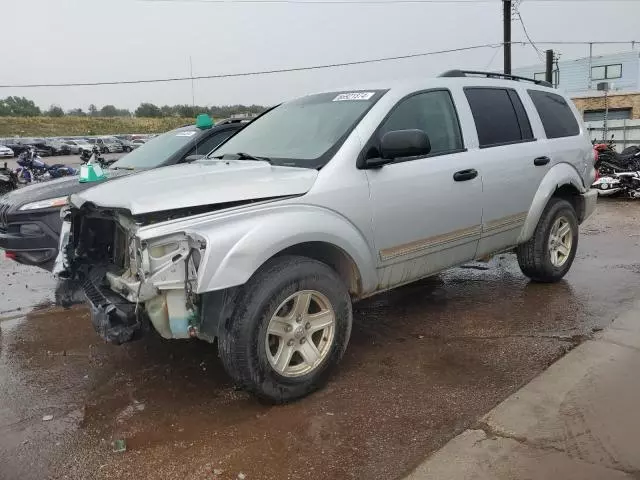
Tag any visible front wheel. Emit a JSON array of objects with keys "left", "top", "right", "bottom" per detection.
[
  {"left": 217, "top": 255, "right": 352, "bottom": 403},
  {"left": 517, "top": 198, "right": 579, "bottom": 283}
]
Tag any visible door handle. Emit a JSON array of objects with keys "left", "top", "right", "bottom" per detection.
[
  {"left": 453, "top": 169, "right": 478, "bottom": 182},
  {"left": 534, "top": 156, "right": 551, "bottom": 166}
]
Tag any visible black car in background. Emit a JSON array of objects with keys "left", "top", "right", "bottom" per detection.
[
  {"left": 2, "top": 138, "right": 60, "bottom": 156},
  {"left": 114, "top": 138, "right": 134, "bottom": 152},
  {"left": 43, "top": 139, "right": 72, "bottom": 156},
  {"left": 0, "top": 118, "right": 246, "bottom": 270},
  {"left": 2, "top": 138, "right": 33, "bottom": 156}
]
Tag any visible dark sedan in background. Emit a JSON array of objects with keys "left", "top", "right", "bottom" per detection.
[{"left": 0, "top": 118, "right": 246, "bottom": 270}]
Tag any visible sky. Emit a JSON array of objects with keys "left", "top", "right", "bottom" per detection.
[{"left": 2, "top": 0, "right": 640, "bottom": 111}]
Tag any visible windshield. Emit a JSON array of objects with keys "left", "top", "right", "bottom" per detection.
[
  {"left": 211, "top": 90, "right": 385, "bottom": 168},
  {"left": 111, "top": 126, "right": 200, "bottom": 169}
]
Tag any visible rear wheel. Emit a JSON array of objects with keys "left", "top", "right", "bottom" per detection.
[
  {"left": 517, "top": 198, "right": 579, "bottom": 283},
  {"left": 217, "top": 255, "right": 352, "bottom": 403}
]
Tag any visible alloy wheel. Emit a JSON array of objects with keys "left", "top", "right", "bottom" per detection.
[
  {"left": 548, "top": 216, "right": 573, "bottom": 267},
  {"left": 265, "top": 290, "right": 336, "bottom": 378}
]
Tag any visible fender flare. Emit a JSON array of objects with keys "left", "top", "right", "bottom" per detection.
[
  {"left": 518, "top": 163, "right": 586, "bottom": 243},
  {"left": 191, "top": 206, "right": 378, "bottom": 295}
]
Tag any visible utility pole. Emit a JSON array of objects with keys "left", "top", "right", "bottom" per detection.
[
  {"left": 545, "top": 49, "right": 554, "bottom": 85},
  {"left": 503, "top": 0, "right": 512, "bottom": 74}
]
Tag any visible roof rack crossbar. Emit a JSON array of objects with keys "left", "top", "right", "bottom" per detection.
[{"left": 439, "top": 70, "right": 553, "bottom": 88}]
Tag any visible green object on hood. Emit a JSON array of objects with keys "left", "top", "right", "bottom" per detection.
[
  {"left": 79, "top": 160, "right": 106, "bottom": 183},
  {"left": 195, "top": 113, "right": 214, "bottom": 129}
]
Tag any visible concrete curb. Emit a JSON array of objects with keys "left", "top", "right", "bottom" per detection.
[{"left": 405, "top": 301, "right": 640, "bottom": 480}]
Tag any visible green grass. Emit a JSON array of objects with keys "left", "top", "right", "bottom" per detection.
[{"left": 0, "top": 116, "right": 199, "bottom": 137}]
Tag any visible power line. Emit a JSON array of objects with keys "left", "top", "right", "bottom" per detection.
[
  {"left": 513, "top": 1, "right": 544, "bottom": 61},
  {"left": 0, "top": 43, "right": 502, "bottom": 89},
  {"left": 142, "top": 0, "right": 497, "bottom": 3},
  {"left": 484, "top": 44, "right": 502, "bottom": 70},
  {"left": 2, "top": 39, "right": 639, "bottom": 89},
  {"left": 140, "top": 0, "right": 640, "bottom": 4},
  {"left": 516, "top": 40, "right": 640, "bottom": 45}
]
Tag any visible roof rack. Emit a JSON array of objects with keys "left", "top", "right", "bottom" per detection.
[{"left": 439, "top": 70, "right": 553, "bottom": 88}]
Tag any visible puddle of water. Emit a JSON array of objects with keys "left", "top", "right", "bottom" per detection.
[{"left": 0, "top": 256, "right": 55, "bottom": 318}]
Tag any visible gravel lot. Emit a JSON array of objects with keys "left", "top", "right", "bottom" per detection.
[{"left": 0, "top": 199, "right": 639, "bottom": 480}]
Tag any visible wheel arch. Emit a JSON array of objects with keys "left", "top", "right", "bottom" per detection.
[
  {"left": 193, "top": 206, "right": 378, "bottom": 297},
  {"left": 518, "top": 163, "right": 586, "bottom": 243},
  {"left": 274, "top": 241, "right": 363, "bottom": 298}
]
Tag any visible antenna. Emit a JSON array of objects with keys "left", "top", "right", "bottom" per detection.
[{"left": 189, "top": 56, "right": 195, "bottom": 107}]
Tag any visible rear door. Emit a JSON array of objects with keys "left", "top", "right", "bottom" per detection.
[
  {"left": 526, "top": 89, "right": 588, "bottom": 186},
  {"left": 464, "top": 86, "right": 550, "bottom": 258}
]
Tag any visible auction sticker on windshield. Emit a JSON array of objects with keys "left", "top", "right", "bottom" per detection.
[{"left": 333, "top": 92, "right": 375, "bottom": 101}]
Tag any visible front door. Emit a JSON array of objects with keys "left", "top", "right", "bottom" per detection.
[{"left": 364, "top": 89, "right": 483, "bottom": 290}]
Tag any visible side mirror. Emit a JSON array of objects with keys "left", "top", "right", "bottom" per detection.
[
  {"left": 184, "top": 154, "right": 204, "bottom": 162},
  {"left": 363, "top": 129, "right": 431, "bottom": 168},
  {"left": 381, "top": 129, "right": 431, "bottom": 159}
]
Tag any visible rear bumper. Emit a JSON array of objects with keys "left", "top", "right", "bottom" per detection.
[
  {"left": 0, "top": 209, "right": 62, "bottom": 270},
  {"left": 579, "top": 189, "right": 598, "bottom": 223}
]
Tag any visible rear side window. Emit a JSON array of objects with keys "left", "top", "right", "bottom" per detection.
[
  {"left": 528, "top": 90, "right": 580, "bottom": 139},
  {"left": 465, "top": 88, "right": 533, "bottom": 148}
]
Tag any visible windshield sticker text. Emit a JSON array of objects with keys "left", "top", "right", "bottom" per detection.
[{"left": 332, "top": 92, "right": 375, "bottom": 102}]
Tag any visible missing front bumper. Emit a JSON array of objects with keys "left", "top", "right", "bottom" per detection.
[{"left": 82, "top": 271, "right": 146, "bottom": 344}]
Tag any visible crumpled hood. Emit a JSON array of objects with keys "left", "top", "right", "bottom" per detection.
[
  {"left": 70, "top": 160, "right": 318, "bottom": 215},
  {"left": 2, "top": 169, "right": 132, "bottom": 211}
]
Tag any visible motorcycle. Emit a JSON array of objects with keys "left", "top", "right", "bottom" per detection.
[
  {"left": 592, "top": 137, "right": 640, "bottom": 198},
  {"left": 0, "top": 161, "right": 19, "bottom": 195},
  {"left": 80, "top": 145, "right": 117, "bottom": 169},
  {"left": 16, "top": 147, "right": 78, "bottom": 184}
]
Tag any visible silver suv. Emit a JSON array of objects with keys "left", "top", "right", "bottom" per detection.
[{"left": 56, "top": 71, "right": 597, "bottom": 403}]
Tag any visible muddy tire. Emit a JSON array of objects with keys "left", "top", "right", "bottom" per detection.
[
  {"left": 517, "top": 197, "right": 579, "bottom": 283},
  {"left": 218, "top": 255, "right": 352, "bottom": 403}
]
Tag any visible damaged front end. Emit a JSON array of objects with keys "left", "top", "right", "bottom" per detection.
[{"left": 55, "top": 204, "right": 205, "bottom": 344}]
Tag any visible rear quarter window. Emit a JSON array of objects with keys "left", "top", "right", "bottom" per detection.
[
  {"left": 464, "top": 87, "right": 533, "bottom": 148},
  {"left": 527, "top": 90, "right": 580, "bottom": 139}
]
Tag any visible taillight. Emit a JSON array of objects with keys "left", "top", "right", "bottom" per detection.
[{"left": 5, "top": 251, "right": 16, "bottom": 260}]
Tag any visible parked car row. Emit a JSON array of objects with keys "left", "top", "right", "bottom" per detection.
[
  {"left": 0, "top": 116, "right": 248, "bottom": 270},
  {"left": 0, "top": 74, "right": 597, "bottom": 404},
  {"left": 0, "top": 134, "right": 153, "bottom": 157}
]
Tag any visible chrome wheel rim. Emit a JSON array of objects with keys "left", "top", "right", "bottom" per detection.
[
  {"left": 265, "top": 290, "right": 336, "bottom": 378},
  {"left": 548, "top": 216, "right": 573, "bottom": 267}
]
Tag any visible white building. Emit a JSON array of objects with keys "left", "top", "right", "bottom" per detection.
[{"left": 512, "top": 51, "right": 640, "bottom": 99}]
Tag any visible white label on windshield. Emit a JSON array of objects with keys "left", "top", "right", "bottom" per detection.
[
  {"left": 333, "top": 92, "right": 375, "bottom": 102},
  {"left": 176, "top": 131, "right": 196, "bottom": 137}
]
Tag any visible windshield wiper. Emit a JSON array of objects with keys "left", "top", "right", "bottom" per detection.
[
  {"left": 213, "top": 152, "right": 272, "bottom": 164},
  {"left": 111, "top": 166, "right": 135, "bottom": 171}
]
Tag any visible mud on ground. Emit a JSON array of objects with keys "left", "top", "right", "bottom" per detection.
[{"left": 0, "top": 199, "right": 639, "bottom": 480}]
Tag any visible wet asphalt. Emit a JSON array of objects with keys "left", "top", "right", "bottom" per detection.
[{"left": 0, "top": 199, "right": 639, "bottom": 480}]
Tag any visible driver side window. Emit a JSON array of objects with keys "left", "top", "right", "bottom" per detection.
[
  {"left": 379, "top": 90, "right": 464, "bottom": 157},
  {"left": 184, "top": 129, "right": 236, "bottom": 160}
]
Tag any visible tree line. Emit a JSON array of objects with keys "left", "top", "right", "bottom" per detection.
[{"left": 0, "top": 96, "right": 266, "bottom": 119}]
